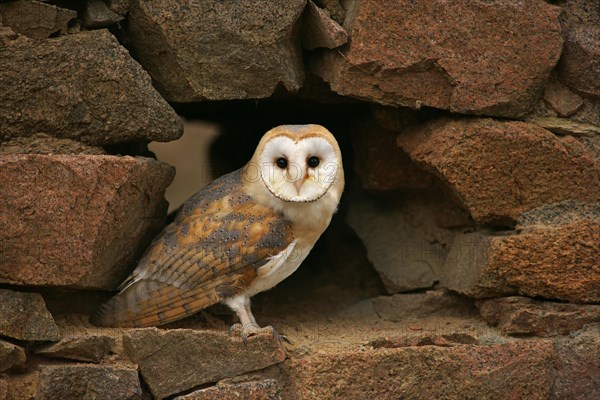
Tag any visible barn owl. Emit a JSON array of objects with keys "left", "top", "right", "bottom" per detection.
[{"left": 91, "top": 124, "right": 344, "bottom": 339}]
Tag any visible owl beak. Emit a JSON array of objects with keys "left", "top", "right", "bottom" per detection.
[{"left": 294, "top": 174, "right": 308, "bottom": 195}]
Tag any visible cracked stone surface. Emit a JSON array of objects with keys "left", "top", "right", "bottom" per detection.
[
  {"left": 123, "top": 328, "right": 287, "bottom": 399},
  {"left": 312, "top": 0, "right": 563, "bottom": 118},
  {"left": 124, "top": 0, "right": 306, "bottom": 102},
  {"left": 477, "top": 297, "right": 600, "bottom": 336},
  {"left": 440, "top": 201, "right": 600, "bottom": 303},
  {"left": 0, "top": 28, "right": 182, "bottom": 145}
]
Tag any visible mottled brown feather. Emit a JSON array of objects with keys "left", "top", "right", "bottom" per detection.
[{"left": 91, "top": 169, "right": 293, "bottom": 328}]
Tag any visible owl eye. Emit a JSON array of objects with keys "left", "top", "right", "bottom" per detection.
[
  {"left": 307, "top": 156, "right": 320, "bottom": 168},
  {"left": 276, "top": 157, "right": 288, "bottom": 169}
]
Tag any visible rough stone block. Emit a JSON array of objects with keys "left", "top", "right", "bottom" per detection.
[
  {"left": 125, "top": 0, "right": 306, "bottom": 102},
  {"left": 284, "top": 341, "right": 555, "bottom": 399},
  {"left": 0, "top": 28, "right": 182, "bottom": 145},
  {"left": 0, "top": 155, "right": 174, "bottom": 290},
  {"left": 36, "top": 364, "right": 142, "bottom": 400},
  {"left": 0, "top": 289, "right": 59, "bottom": 341},
  {"left": 553, "top": 325, "right": 600, "bottom": 400},
  {"left": 313, "top": 0, "right": 563, "bottom": 118},
  {"left": 0, "top": 0, "right": 76, "bottom": 39},
  {"left": 558, "top": 24, "right": 600, "bottom": 97},
  {"left": 440, "top": 201, "right": 600, "bottom": 303},
  {"left": 397, "top": 118, "right": 600, "bottom": 225},
  {"left": 0, "top": 340, "right": 26, "bottom": 372},
  {"left": 302, "top": 1, "right": 347, "bottom": 50},
  {"left": 174, "top": 379, "right": 281, "bottom": 400},
  {"left": 477, "top": 297, "right": 600, "bottom": 336},
  {"left": 123, "top": 328, "right": 287, "bottom": 399}
]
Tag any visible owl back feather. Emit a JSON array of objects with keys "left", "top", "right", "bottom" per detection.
[{"left": 91, "top": 168, "right": 294, "bottom": 328}]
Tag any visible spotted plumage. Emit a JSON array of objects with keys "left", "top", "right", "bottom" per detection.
[{"left": 91, "top": 125, "right": 344, "bottom": 338}]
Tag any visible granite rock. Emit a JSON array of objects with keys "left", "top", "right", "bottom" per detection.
[
  {"left": 0, "top": 155, "right": 174, "bottom": 290},
  {"left": 125, "top": 0, "right": 306, "bottom": 102},
  {"left": 0, "top": 289, "right": 59, "bottom": 341},
  {"left": 0, "top": 28, "right": 182, "bottom": 145},
  {"left": 397, "top": 118, "right": 600, "bottom": 225},
  {"left": 313, "top": 0, "right": 563, "bottom": 118}
]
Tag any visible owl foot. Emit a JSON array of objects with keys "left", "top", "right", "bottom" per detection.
[{"left": 228, "top": 323, "right": 289, "bottom": 344}]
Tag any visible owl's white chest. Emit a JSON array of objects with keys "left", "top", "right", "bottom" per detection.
[{"left": 245, "top": 240, "right": 311, "bottom": 297}]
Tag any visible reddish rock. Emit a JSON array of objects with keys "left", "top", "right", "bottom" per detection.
[
  {"left": 0, "top": 28, "right": 182, "bottom": 145},
  {"left": 352, "top": 117, "right": 436, "bottom": 191},
  {"left": 558, "top": 25, "right": 600, "bottom": 98},
  {"left": 36, "top": 364, "right": 142, "bottom": 400},
  {"left": 283, "top": 341, "right": 555, "bottom": 399},
  {"left": 397, "top": 118, "right": 600, "bottom": 225},
  {"left": 302, "top": 1, "right": 347, "bottom": 50},
  {"left": 313, "top": 0, "right": 563, "bottom": 118},
  {"left": 123, "top": 328, "right": 287, "bottom": 400},
  {"left": 0, "top": 0, "right": 76, "bottom": 39},
  {"left": 125, "top": 0, "right": 305, "bottom": 102},
  {"left": 174, "top": 379, "right": 281, "bottom": 400},
  {"left": 0, "top": 289, "right": 59, "bottom": 341},
  {"left": 558, "top": 0, "right": 600, "bottom": 28},
  {"left": 0, "top": 155, "right": 174, "bottom": 290},
  {"left": 0, "top": 379, "right": 6, "bottom": 400},
  {"left": 0, "top": 134, "right": 105, "bottom": 155},
  {"left": 477, "top": 297, "right": 600, "bottom": 336},
  {"left": 441, "top": 201, "right": 600, "bottom": 303},
  {"left": 0, "top": 340, "right": 26, "bottom": 372},
  {"left": 553, "top": 325, "right": 600, "bottom": 400}
]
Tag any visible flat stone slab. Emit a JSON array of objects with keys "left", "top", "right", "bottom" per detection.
[
  {"left": 477, "top": 297, "right": 600, "bottom": 336},
  {"left": 123, "top": 328, "right": 287, "bottom": 399},
  {"left": 36, "top": 364, "right": 142, "bottom": 400}
]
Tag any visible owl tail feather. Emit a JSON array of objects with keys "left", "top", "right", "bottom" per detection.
[{"left": 89, "top": 279, "right": 218, "bottom": 328}]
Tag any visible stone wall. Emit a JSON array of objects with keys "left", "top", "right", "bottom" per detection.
[{"left": 1, "top": 1, "right": 599, "bottom": 399}]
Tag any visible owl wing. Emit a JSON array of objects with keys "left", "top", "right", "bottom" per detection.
[{"left": 91, "top": 169, "right": 294, "bottom": 328}]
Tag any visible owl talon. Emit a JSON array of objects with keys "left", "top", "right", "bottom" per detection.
[{"left": 228, "top": 323, "right": 244, "bottom": 337}]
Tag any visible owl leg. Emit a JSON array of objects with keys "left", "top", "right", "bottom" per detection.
[{"left": 225, "top": 295, "right": 274, "bottom": 341}]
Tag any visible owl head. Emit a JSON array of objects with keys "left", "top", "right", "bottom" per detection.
[{"left": 246, "top": 124, "right": 344, "bottom": 203}]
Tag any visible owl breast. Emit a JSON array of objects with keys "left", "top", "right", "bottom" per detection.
[{"left": 245, "top": 240, "right": 312, "bottom": 297}]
